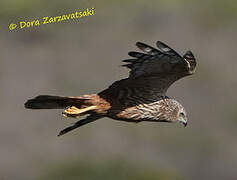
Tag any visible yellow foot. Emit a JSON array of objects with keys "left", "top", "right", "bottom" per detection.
[{"left": 63, "top": 106, "right": 97, "bottom": 118}]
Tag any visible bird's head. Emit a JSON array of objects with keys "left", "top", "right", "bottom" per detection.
[
  {"left": 158, "top": 98, "right": 188, "bottom": 127},
  {"left": 177, "top": 107, "right": 188, "bottom": 127}
]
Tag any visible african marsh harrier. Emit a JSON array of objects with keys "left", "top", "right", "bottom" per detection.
[{"left": 25, "top": 41, "right": 196, "bottom": 136}]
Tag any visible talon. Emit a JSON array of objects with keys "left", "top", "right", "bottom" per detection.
[
  {"left": 62, "top": 105, "right": 97, "bottom": 117},
  {"left": 62, "top": 112, "right": 68, "bottom": 117}
]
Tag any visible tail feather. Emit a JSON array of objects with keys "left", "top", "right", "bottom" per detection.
[{"left": 24, "top": 95, "right": 86, "bottom": 109}]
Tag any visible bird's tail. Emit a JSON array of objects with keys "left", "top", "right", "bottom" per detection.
[
  {"left": 25, "top": 95, "right": 103, "bottom": 136},
  {"left": 25, "top": 95, "right": 83, "bottom": 109},
  {"left": 24, "top": 95, "right": 98, "bottom": 117}
]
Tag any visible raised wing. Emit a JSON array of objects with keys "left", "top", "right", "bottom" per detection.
[
  {"left": 122, "top": 41, "right": 196, "bottom": 79},
  {"left": 99, "top": 41, "right": 196, "bottom": 104}
]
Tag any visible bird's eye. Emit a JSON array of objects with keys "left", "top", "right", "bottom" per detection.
[{"left": 180, "top": 112, "right": 185, "bottom": 116}]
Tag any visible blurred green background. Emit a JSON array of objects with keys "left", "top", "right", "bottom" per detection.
[{"left": 1, "top": 0, "right": 237, "bottom": 179}]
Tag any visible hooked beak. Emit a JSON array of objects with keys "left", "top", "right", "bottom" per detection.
[
  {"left": 179, "top": 117, "right": 188, "bottom": 127},
  {"left": 183, "top": 121, "right": 187, "bottom": 127}
]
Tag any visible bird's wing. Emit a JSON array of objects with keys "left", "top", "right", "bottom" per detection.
[{"left": 121, "top": 41, "right": 196, "bottom": 94}]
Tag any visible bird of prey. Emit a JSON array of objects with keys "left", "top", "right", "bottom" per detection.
[{"left": 25, "top": 41, "right": 196, "bottom": 136}]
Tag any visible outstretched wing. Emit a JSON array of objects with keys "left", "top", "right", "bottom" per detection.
[
  {"left": 123, "top": 41, "right": 196, "bottom": 79},
  {"left": 121, "top": 41, "right": 196, "bottom": 93},
  {"left": 99, "top": 41, "right": 196, "bottom": 105}
]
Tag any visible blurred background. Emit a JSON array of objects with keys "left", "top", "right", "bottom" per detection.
[{"left": 1, "top": 0, "right": 237, "bottom": 179}]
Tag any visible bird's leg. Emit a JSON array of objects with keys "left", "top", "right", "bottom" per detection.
[{"left": 63, "top": 105, "right": 97, "bottom": 118}]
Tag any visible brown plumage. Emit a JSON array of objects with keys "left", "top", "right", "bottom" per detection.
[{"left": 24, "top": 41, "right": 196, "bottom": 136}]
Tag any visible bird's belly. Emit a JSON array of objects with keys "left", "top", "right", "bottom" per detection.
[{"left": 107, "top": 104, "right": 159, "bottom": 122}]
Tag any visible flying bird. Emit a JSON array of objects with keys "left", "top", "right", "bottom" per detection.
[{"left": 25, "top": 41, "right": 196, "bottom": 136}]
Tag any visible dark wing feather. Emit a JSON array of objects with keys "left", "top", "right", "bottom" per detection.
[
  {"left": 120, "top": 41, "right": 196, "bottom": 94},
  {"left": 136, "top": 42, "right": 163, "bottom": 55},
  {"left": 100, "top": 41, "right": 196, "bottom": 103},
  {"left": 156, "top": 41, "right": 182, "bottom": 57}
]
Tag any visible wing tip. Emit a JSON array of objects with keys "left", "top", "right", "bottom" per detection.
[
  {"left": 136, "top": 42, "right": 147, "bottom": 49},
  {"left": 121, "top": 64, "right": 133, "bottom": 69},
  {"left": 183, "top": 50, "right": 195, "bottom": 60},
  {"left": 156, "top": 41, "right": 171, "bottom": 52},
  {"left": 183, "top": 50, "right": 196, "bottom": 73}
]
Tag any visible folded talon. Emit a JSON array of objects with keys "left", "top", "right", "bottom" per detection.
[{"left": 63, "top": 105, "right": 97, "bottom": 118}]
